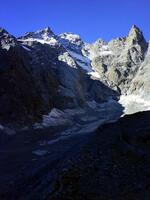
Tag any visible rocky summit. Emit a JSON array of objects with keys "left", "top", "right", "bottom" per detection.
[{"left": 0, "top": 25, "right": 150, "bottom": 200}]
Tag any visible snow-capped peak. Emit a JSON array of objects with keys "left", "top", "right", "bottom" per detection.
[
  {"left": 59, "top": 33, "right": 83, "bottom": 46},
  {"left": 33, "top": 27, "right": 55, "bottom": 39},
  {"left": 18, "top": 27, "right": 58, "bottom": 46},
  {"left": 21, "top": 27, "right": 54, "bottom": 40}
]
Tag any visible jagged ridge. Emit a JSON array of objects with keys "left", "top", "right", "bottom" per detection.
[{"left": 0, "top": 25, "right": 149, "bottom": 127}]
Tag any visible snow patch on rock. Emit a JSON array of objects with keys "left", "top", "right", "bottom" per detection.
[
  {"left": 22, "top": 45, "right": 31, "bottom": 51},
  {"left": 119, "top": 94, "right": 150, "bottom": 115},
  {"left": 68, "top": 50, "right": 92, "bottom": 72},
  {"left": 32, "top": 150, "right": 48, "bottom": 156},
  {"left": 42, "top": 108, "right": 73, "bottom": 127},
  {"left": 19, "top": 37, "right": 58, "bottom": 46},
  {"left": 58, "top": 52, "right": 77, "bottom": 68},
  {"left": 88, "top": 71, "right": 100, "bottom": 79},
  {"left": 59, "top": 33, "right": 82, "bottom": 46}
]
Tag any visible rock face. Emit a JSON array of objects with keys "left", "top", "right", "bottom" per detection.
[
  {"left": 118, "top": 42, "right": 150, "bottom": 114},
  {"left": 129, "top": 41, "right": 150, "bottom": 96},
  {"left": 88, "top": 25, "right": 148, "bottom": 93},
  {"left": 0, "top": 27, "right": 116, "bottom": 126},
  {"left": 0, "top": 25, "right": 149, "bottom": 126},
  {"left": 0, "top": 29, "right": 46, "bottom": 125}
]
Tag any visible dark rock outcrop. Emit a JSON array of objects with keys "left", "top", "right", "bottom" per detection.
[{"left": 50, "top": 111, "right": 150, "bottom": 200}]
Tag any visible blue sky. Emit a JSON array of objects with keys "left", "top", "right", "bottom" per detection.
[{"left": 0, "top": 0, "right": 150, "bottom": 42}]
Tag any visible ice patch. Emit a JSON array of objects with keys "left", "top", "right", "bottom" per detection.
[
  {"left": 22, "top": 45, "right": 31, "bottom": 51},
  {"left": 99, "top": 50, "right": 113, "bottom": 56},
  {"left": 68, "top": 50, "right": 90, "bottom": 63},
  {"left": 88, "top": 71, "right": 100, "bottom": 79},
  {"left": 32, "top": 150, "right": 48, "bottom": 156},
  {"left": 76, "top": 60, "right": 92, "bottom": 72},
  {"left": 119, "top": 94, "right": 150, "bottom": 114},
  {"left": 68, "top": 50, "right": 92, "bottom": 72},
  {"left": 42, "top": 108, "right": 72, "bottom": 127}
]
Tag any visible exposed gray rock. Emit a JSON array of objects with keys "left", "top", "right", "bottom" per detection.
[
  {"left": 88, "top": 25, "right": 148, "bottom": 94},
  {"left": 0, "top": 25, "right": 149, "bottom": 126},
  {"left": 129, "top": 41, "right": 150, "bottom": 97}
]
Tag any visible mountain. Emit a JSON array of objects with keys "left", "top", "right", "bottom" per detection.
[
  {"left": 0, "top": 25, "right": 150, "bottom": 200},
  {"left": 0, "top": 25, "right": 149, "bottom": 128}
]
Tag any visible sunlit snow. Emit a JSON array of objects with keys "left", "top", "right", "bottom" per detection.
[
  {"left": 119, "top": 94, "right": 150, "bottom": 114},
  {"left": 19, "top": 37, "right": 58, "bottom": 46}
]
